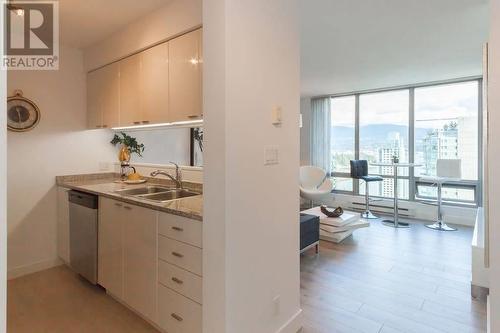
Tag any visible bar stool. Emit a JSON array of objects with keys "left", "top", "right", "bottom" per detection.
[
  {"left": 420, "top": 159, "right": 461, "bottom": 231},
  {"left": 350, "top": 160, "right": 383, "bottom": 219}
]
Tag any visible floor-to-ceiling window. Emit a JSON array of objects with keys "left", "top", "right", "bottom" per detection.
[
  {"left": 359, "top": 90, "right": 410, "bottom": 200},
  {"left": 331, "top": 96, "right": 355, "bottom": 192},
  {"left": 326, "top": 78, "right": 481, "bottom": 206},
  {"left": 414, "top": 81, "right": 479, "bottom": 203}
]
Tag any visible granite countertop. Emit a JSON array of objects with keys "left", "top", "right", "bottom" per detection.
[{"left": 56, "top": 173, "right": 203, "bottom": 221}]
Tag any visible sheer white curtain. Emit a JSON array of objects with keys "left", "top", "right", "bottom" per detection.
[{"left": 310, "top": 97, "right": 332, "bottom": 175}]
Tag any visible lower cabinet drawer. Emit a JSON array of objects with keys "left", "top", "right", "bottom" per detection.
[
  {"left": 159, "top": 235, "right": 202, "bottom": 276},
  {"left": 159, "top": 260, "right": 202, "bottom": 304},
  {"left": 158, "top": 284, "right": 202, "bottom": 333},
  {"left": 158, "top": 212, "right": 202, "bottom": 248}
]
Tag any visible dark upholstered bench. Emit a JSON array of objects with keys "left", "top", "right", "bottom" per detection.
[{"left": 300, "top": 213, "right": 320, "bottom": 254}]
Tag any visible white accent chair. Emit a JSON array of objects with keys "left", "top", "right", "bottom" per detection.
[
  {"left": 300, "top": 166, "right": 333, "bottom": 207},
  {"left": 420, "top": 159, "right": 461, "bottom": 231}
]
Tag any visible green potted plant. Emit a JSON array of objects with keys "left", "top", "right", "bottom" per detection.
[{"left": 110, "top": 132, "right": 145, "bottom": 163}]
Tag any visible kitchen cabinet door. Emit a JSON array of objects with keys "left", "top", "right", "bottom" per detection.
[
  {"left": 119, "top": 54, "right": 142, "bottom": 126},
  {"left": 98, "top": 197, "right": 124, "bottom": 298},
  {"left": 123, "top": 203, "right": 158, "bottom": 321},
  {"left": 169, "top": 29, "right": 202, "bottom": 122},
  {"left": 87, "top": 70, "right": 103, "bottom": 129},
  {"left": 141, "top": 42, "right": 169, "bottom": 124},
  {"left": 100, "top": 62, "right": 120, "bottom": 129}
]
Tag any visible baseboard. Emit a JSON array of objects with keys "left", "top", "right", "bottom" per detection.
[
  {"left": 8, "top": 257, "right": 63, "bottom": 280},
  {"left": 276, "top": 309, "right": 303, "bottom": 333},
  {"left": 326, "top": 193, "right": 477, "bottom": 227}
]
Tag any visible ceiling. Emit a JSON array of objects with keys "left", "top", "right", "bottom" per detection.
[
  {"left": 300, "top": 0, "right": 489, "bottom": 97},
  {"left": 59, "top": 0, "right": 172, "bottom": 49}
]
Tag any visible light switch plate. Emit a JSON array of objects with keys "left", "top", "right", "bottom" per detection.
[{"left": 264, "top": 146, "right": 279, "bottom": 165}]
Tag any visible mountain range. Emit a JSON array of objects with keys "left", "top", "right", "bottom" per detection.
[{"left": 331, "top": 124, "right": 432, "bottom": 150}]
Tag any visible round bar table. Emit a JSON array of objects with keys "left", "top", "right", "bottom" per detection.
[{"left": 370, "top": 162, "right": 422, "bottom": 228}]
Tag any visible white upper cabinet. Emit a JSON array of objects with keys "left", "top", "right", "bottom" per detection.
[
  {"left": 101, "top": 63, "right": 121, "bottom": 128},
  {"left": 169, "top": 28, "right": 202, "bottom": 122},
  {"left": 141, "top": 42, "right": 170, "bottom": 124},
  {"left": 119, "top": 54, "right": 142, "bottom": 126},
  {"left": 86, "top": 28, "right": 202, "bottom": 129},
  {"left": 87, "top": 70, "right": 102, "bottom": 129},
  {"left": 87, "top": 63, "right": 120, "bottom": 129}
]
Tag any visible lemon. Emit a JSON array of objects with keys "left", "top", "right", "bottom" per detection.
[{"left": 127, "top": 172, "right": 141, "bottom": 181}]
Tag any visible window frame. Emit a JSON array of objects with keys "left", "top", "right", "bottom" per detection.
[{"left": 323, "top": 77, "right": 483, "bottom": 207}]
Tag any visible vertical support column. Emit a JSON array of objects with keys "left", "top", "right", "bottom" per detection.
[{"left": 203, "top": 1, "right": 301, "bottom": 332}]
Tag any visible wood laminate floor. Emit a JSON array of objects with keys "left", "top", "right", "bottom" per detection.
[
  {"left": 7, "top": 218, "right": 485, "bottom": 333},
  {"left": 300, "top": 217, "right": 487, "bottom": 333}
]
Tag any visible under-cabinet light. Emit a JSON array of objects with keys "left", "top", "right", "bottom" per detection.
[{"left": 111, "top": 119, "right": 203, "bottom": 131}]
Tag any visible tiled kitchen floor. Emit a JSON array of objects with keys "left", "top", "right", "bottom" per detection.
[{"left": 8, "top": 265, "right": 159, "bottom": 333}]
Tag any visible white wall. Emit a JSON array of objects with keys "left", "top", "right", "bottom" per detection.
[
  {"left": 0, "top": 13, "right": 7, "bottom": 332},
  {"left": 203, "top": 0, "right": 301, "bottom": 332},
  {"left": 487, "top": 0, "right": 500, "bottom": 331},
  {"left": 7, "top": 46, "right": 116, "bottom": 279},
  {"left": 83, "top": 0, "right": 202, "bottom": 71}
]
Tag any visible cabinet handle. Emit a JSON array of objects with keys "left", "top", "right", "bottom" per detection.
[
  {"left": 171, "top": 277, "right": 184, "bottom": 284},
  {"left": 142, "top": 120, "right": 150, "bottom": 124},
  {"left": 95, "top": 125, "right": 102, "bottom": 129},
  {"left": 187, "top": 115, "right": 199, "bottom": 119},
  {"left": 171, "top": 251, "right": 184, "bottom": 258},
  {"left": 102, "top": 124, "right": 108, "bottom": 128},
  {"left": 114, "top": 203, "right": 123, "bottom": 207},
  {"left": 171, "top": 226, "right": 184, "bottom": 232},
  {"left": 171, "top": 313, "right": 183, "bottom": 322},
  {"left": 123, "top": 206, "right": 132, "bottom": 210},
  {"left": 133, "top": 121, "right": 141, "bottom": 125}
]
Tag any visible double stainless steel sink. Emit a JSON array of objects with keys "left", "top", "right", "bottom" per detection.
[{"left": 115, "top": 185, "right": 200, "bottom": 203}]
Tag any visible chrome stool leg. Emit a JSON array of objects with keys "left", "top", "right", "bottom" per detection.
[
  {"left": 425, "top": 182, "right": 457, "bottom": 231},
  {"left": 361, "top": 181, "right": 378, "bottom": 219}
]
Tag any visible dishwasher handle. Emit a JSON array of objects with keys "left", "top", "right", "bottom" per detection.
[{"left": 68, "top": 190, "right": 98, "bottom": 209}]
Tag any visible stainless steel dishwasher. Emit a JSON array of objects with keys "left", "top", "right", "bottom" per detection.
[{"left": 68, "top": 190, "right": 98, "bottom": 284}]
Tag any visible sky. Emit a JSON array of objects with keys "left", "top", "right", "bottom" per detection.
[{"left": 330, "top": 80, "right": 479, "bottom": 129}]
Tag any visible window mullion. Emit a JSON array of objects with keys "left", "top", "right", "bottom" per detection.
[
  {"left": 409, "top": 88, "right": 416, "bottom": 201},
  {"left": 354, "top": 94, "right": 360, "bottom": 195}
]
